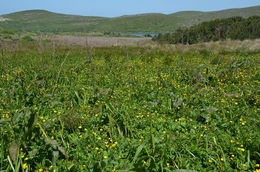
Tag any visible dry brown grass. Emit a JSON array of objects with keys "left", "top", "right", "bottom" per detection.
[
  {"left": 152, "top": 39, "right": 260, "bottom": 53},
  {"left": 44, "top": 35, "right": 260, "bottom": 53},
  {"left": 0, "top": 17, "right": 10, "bottom": 22},
  {"left": 2, "top": 33, "right": 259, "bottom": 55},
  {"left": 48, "top": 35, "right": 152, "bottom": 47}
]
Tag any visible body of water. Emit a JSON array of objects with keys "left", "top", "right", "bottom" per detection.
[{"left": 123, "top": 33, "right": 158, "bottom": 37}]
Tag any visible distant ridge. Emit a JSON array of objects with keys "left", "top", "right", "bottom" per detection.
[{"left": 0, "top": 6, "right": 259, "bottom": 33}]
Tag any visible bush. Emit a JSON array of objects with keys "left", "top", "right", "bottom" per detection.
[
  {"left": 1, "top": 30, "right": 15, "bottom": 35},
  {"left": 154, "top": 16, "right": 260, "bottom": 44},
  {"left": 22, "top": 35, "right": 35, "bottom": 42},
  {"left": 43, "top": 39, "right": 51, "bottom": 43}
]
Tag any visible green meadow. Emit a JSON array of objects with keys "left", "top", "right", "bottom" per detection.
[{"left": 0, "top": 41, "right": 259, "bottom": 171}]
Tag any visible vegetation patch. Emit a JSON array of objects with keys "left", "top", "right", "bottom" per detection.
[
  {"left": 0, "top": 42, "right": 259, "bottom": 171},
  {"left": 153, "top": 16, "right": 260, "bottom": 44}
]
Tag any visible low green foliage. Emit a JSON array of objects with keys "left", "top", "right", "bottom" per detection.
[
  {"left": 0, "top": 42, "right": 259, "bottom": 171},
  {"left": 1, "top": 30, "right": 15, "bottom": 35},
  {"left": 21, "top": 36, "right": 35, "bottom": 42},
  {"left": 42, "top": 39, "right": 51, "bottom": 43}
]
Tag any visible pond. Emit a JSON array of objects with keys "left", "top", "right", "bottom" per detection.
[{"left": 123, "top": 33, "right": 158, "bottom": 37}]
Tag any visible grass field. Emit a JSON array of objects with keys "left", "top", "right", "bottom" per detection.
[{"left": 0, "top": 40, "right": 259, "bottom": 171}]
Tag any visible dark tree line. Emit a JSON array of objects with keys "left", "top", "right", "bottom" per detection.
[{"left": 153, "top": 16, "right": 260, "bottom": 44}]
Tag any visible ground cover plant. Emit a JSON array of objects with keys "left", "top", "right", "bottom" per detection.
[{"left": 0, "top": 41, "right": 259, "bottom": 171}]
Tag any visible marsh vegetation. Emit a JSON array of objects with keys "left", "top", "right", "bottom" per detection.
[{"left": 0, "top": 38, "right": 259, "bottom": 171}]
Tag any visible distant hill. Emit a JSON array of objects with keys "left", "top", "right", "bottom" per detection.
[
  {"left": 0, "top": 6, "right": 260, "bottom": 33},
  {"left": 0, "top": 10, "right": 107, "bottom": 32}
]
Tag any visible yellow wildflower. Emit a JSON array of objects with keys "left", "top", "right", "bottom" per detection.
[{"left": 23, "top": 163, "right": 28, "bottom": 169}]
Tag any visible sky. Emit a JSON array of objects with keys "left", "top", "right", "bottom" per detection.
[{"left": 0, "top": 0, "right": 260, "bottom": 17}]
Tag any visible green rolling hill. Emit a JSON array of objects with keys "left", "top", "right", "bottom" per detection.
[
  {"left": 0, "top": 6, "right": 260, "bottom": 33},
  {"left": 0, "top": 10, "right": 107, "bottom": 32}
]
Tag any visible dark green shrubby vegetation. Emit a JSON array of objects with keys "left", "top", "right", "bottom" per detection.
[
  {"left": 153, "top": 16, "right": 260, "bottom": 44},
  {"left": 21, "top": 35, "right": 35, "bottom": 42}
]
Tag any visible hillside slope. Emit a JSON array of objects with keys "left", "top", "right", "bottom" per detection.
[
  {"left": 0, "top": 6, "right": 260, "bottom": 33},
  {"left": 0, "top": 10, "right": 107, "bottom": 32}
]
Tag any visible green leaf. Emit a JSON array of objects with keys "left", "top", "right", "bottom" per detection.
[
  {"left": 152, "top": 134, "right": 155, "bottom": 154},
  {"left": 9, "top": 141, "right": 19, "bottom": 163},
  {"left": 173, "top": 170, "right": 198, "bottom": 172},
  {"left": 132, "top": 144, "right": 144, "bottom": 164}
]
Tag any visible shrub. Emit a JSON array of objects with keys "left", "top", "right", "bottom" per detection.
[{"left": 22, "top": 35, "right": 35, "bottom": 42}]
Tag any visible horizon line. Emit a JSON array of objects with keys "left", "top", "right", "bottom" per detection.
[{"left": 1, "top": 5, "right": 259, "bottom": 18}]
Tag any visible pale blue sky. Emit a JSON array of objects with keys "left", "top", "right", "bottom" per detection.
[{"left": 1, "top": 0, "right": 260, "bottom": 17}]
